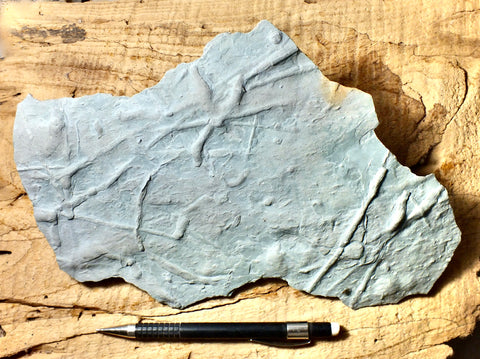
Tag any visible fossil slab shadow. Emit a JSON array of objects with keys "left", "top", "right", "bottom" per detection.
[{"left": 13, "top": 20, "right": 461, "bottom": 309}]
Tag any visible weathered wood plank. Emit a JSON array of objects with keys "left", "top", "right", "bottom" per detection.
[{"left": 1, "top": 1, "right": 479, "bottom": 357}]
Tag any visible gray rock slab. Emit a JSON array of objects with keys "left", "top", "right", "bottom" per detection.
[{"left": 13, "top": 20, "right": 461, "bottom": 309}]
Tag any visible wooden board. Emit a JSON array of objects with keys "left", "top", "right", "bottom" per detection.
[{"left": 1, "top": 1, "right": 479, "bottom": 357}]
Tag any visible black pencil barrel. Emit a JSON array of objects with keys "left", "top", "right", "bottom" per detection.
[{"left": 135, "top": 322, "right": 333, "bottom": 340}]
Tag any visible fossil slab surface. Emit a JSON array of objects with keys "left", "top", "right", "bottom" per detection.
[{"left": 13, "top": 20, "right": 461, "bottom": 309}]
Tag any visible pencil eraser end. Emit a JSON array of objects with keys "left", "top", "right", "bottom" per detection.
[{"left": 331, "top": 322, "right": 340, "bottom": 336}]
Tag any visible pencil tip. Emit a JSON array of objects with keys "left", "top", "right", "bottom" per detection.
[{"left": 95, "top": 324, "right": 136, "bottom": 338}]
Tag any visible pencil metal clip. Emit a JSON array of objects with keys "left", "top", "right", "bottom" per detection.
[
  {"left": 249, "top": 338, "right": 312, "bottom": 347},
  {"left": 250, "top": 321, "right": 313, "bottom": 347}
]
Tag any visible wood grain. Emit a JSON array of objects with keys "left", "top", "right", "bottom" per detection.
[{"left": 1, "top": 1, "right": 479, "bottom": 357}]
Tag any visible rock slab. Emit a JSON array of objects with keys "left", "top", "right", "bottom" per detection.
[{"left": 13, "top": 20, "right": 461, "bottom": 309}]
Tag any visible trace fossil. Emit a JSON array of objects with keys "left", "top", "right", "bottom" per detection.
[{"left": 14, "top": 20, "right": 461, "bottom": 308}]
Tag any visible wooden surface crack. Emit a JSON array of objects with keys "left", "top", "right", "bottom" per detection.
[
  {"left": 2, "top": 332, "right": 97, "bottom": 359},
  {"left": 139, "top": 284, "right": 289, "bottom": 320}
]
